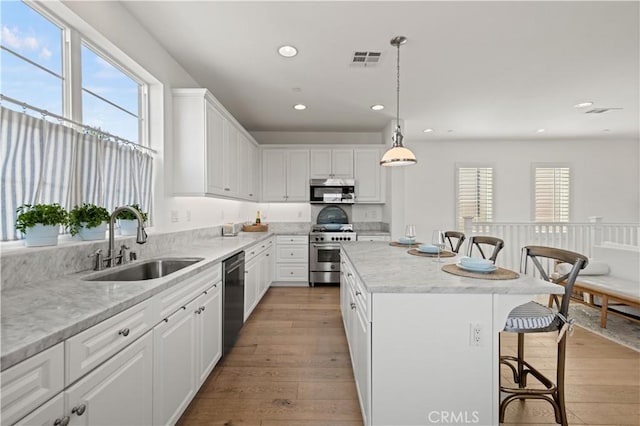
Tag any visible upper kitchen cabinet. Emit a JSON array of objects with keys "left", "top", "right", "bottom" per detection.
[
  {"left": 310, "top": 149, "right": 354, "bottom": 179},
  {"left": 354, "top": 148, "right": 385, "bottom": 203},
  {"left": 172, "top": 88, "right": 258, "bottom": 201},
  {"left": 262, "top": 149, "right": 309, "bottom": 202}
]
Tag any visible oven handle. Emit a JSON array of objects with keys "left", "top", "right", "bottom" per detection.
[{"left": 311, "top": 244, "right": 342, "bottom": 249}]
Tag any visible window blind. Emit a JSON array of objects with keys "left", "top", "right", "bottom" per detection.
[
  {"left": 457, "top": 167, "right": 493, "bottom": 229},
  {"left": 535, "top": 167, "right": 570, "bottom": 222}
]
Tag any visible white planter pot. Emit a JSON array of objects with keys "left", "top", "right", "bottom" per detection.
[
  {"left": 118, "top": 219, "right": 138, "bottom": 236},
  {"left": 24, "top": 224, "right": 60, "bottom": 247},
  {"left": 78, "top": 222, "right": 108, "bottom": 241}
]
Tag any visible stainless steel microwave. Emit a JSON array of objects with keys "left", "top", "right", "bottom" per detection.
[{"left": 309, "top": 179, "right": 355, "bottom": 204}]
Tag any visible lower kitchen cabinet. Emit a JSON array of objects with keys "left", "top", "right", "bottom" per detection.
[
  {"left": 14, "top": 393, "right": 65, "bottom": 426},
  {"left": 65, "top": 331, "right": 153, "bottom": 425},
  {"left": 273, "top": 235, "right": 308, "bottom": 286},
  {"left": 357, "top": 234, "right": 390, "bottom": 242},
  {"left": 244, "top": 237, "right": 274, "bottom": 321},
  {"left": 196, "top": 284, "right": 222, "bottom": 386}
]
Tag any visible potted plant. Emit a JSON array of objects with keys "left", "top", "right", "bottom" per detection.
[
  {"left": 15, "top": 203, "right": 68, "bottom": 247},
  {"left": 117, "top": 204, "right": 148, "bottom": 236},
  {"left": 68, "top": 203, "right": 110, "bottom": 241}
]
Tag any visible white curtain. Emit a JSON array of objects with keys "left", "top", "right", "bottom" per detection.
[{"left": 1, "top": 106, "right": 153, "bottom": 241}]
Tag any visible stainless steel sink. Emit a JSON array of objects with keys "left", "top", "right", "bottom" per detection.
[{"left": 84, "top": 258, "right": 204, "bottom": 281}]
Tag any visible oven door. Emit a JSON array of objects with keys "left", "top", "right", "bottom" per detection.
[{"left": 310, "top": 243, "right": 341, "bottom": 272}]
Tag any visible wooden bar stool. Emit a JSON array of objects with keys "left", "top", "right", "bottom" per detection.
[
  {"left": 466, "top": 235, "right": 504, "bottom": 262},
  {"left": 500, "top": 246, "right": 588, "bottom": 425}
]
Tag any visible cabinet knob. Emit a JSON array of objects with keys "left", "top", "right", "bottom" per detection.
[
  {"left": 347, "top": 273, "right": 352, "bottom": 277},
  {"left": 118, "top": 328, "right": 130, "bottom": 337},
  {"left": 224, "top": 188, "right": 230, "bottom": 191},
  {"left": 200, "top": 306, "right": 206, "bottom": 312},
  {"left": 72, "top": 404, "right": 87, "bottom": 416},
  {"left": 350, "top": 303, "right": 356, "bottom": 310},
  {"left": 290, "top": 272, "right": 294, "bottom": 275},
  {"left": 54, "top": 416, "right": 70, "bottom": 426},
  {"left": 213, "top": 283, "right": 218, "bottom": 287},
  {"left": 195, "top": 308, "right": 202, "bottom": 314},
  {"left": 355, "top": 290, "right": 362, "bottom": 296},
  {"left": 249, "top": 193, "right": 253, "bottom": 196}
]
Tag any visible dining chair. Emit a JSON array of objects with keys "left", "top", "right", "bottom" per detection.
[
  {"left": 444, "top": 231, "right": 465, "bottom": 253},
  {"left": 499, "top": 246, "right": 588, "bottom": 426},
  {"left": 466, "top": 235, "right": 504, "bottom": 262}
]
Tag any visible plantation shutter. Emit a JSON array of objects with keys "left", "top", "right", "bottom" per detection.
[
  {"left": 457, "top": 167, "right": 493, "bottom": 229},
  {"left": 535, "top": 167, "right": 570, "bottom": 222}
]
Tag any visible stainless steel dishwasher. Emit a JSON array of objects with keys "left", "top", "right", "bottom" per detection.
[{"left": 222, "top": 251, "right": 245, "bottom": 356}]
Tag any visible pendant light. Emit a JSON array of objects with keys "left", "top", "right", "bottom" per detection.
[{"left": 380, "top": 36, "right": 417, "bottom": 167}]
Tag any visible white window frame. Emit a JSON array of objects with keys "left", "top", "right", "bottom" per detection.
[
  {"left": 531, "top": 163, "right": 571, "bottom": 223},
  {"left": 455, "top": 163, "right": 495, "bottom": 230}
]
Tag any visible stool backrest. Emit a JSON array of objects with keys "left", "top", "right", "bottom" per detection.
[
  {"left": 520, "top": 245, "right": 589, "bottom": 315},
  {"left": 444, "top": 231, "right": 465, "bottom": 253},
  {"left": 467, "top": 236, "right": 504, "bottom": 262}
]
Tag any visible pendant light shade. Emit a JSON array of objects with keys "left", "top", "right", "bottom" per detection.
[{"left": 381, "top": 36, "right": 417, "bottom": 167}]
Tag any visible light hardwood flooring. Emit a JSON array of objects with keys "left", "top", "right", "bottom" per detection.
[{"left": 178, "top": 287, "right": 640, "bottom": 425}]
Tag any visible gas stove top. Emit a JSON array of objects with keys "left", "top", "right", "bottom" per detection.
[{"left": 310, "top": 224, "right": 357, "bottom": 242}]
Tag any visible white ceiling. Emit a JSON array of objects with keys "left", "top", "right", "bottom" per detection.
[{"left": 122, "top": 1, "right": 639, "bottom": 143}]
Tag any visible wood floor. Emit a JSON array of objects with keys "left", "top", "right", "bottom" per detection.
[{"left": 178, "top": 287, "right": 640, "bottom": 426}]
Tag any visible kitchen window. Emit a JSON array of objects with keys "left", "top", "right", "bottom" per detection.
[
  {"left": 456, "top": 165, "right": 494, "bottom": 230},
  {"left": 533, "top": 165, "right": 570, "bottom": 222},
  {"left": 0, "top": 1, "right": 153, "bottom": 241}
]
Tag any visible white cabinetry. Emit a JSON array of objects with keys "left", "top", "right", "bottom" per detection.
[
  {"left": 153, "top": 266, "right": 223, "bottom": 425},
  {"left": 262, "top": 149, "right": 309, "bottom": 202},
  {"left": 244, "top": 237, "right": 274, "bottom": 321},
  {"left": 173, "top": 88, "right": 258, "bottom": 201},
  {"left": 310, "top": 149, "right": 354, "bottom": 179},
  {"left": 274, "top": 235, "right": 309, "bottom": 285},
  {"left": 357, "top": 234, "right": 390, "bottom": 242},
  {"left": 354, "top": 148, "right": 384, "bottom": 203},
  {"left": 14, "top": 393, "right": 65, "bottom": 426},
  {"left": 340, "top": 253, "right": 371, "bottom": 425}
]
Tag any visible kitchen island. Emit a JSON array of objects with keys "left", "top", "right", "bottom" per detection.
[{"left": 339, "top": 241, "right": 563, "bottom": 426}]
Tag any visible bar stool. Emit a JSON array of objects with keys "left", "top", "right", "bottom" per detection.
[
  {"left": 466, "top": 235, "right": 504, "bottom": 262},
  {"left": 444, "top": 231, "right": 465, "bottom": 253},
  {"left": 500, "top": 246, "right": 588, "bottom": 425}
]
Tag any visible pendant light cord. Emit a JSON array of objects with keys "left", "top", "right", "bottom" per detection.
[{"left": 396, "top": 41, "right": 401, "bottom": 130}]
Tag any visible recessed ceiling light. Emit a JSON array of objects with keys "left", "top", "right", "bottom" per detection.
[
  {"left": 293, "top": 104, "right": 306, "bottom": 110},
  {"left": 423, "top": 128, "right": 434, "bottom": 133},
  {"left": 370, "top": 104, "right": 384, "bottom": 111},
  {"left": 536, "top": 128, "right": 546, "bottom": 133},
  {"left": 574, "top": 101, "right": 593, "bottom": 108},
  {"left": 278, "top": 45, "right": 298, "bottom": 58}
]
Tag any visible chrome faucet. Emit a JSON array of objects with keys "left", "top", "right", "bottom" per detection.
[{"left": 106, "top": 206, "right": 147, "bottom": 267}]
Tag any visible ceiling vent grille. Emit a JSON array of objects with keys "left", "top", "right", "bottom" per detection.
[
  {"left": 585, "top": 107, "right": 623, "bottom": 114},
  {"left": 351, "top": 51, "right": 382, "bottom": 67}
]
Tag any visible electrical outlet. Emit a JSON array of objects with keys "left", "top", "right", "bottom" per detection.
[
  {"left": 469, "top": 323, "right": 482, "bottom": 346},
  {"left": 170, "top": 210, "right": 179, "bottom": 223}
]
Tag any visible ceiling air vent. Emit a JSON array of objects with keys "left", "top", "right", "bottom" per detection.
[
  {"left": 351, "top": 51, "right": 382, "bottom": 67},
  {"left": 585, "top": 107, "right": 623, "bottom": 114}
]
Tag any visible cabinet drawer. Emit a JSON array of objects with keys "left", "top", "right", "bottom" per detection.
[
  {"left": 65, "top": 298, "right": 154, "bottom": 385},
  {"left": 275, "top": 264, "right": 308, "bottom": 281},
  {"left": 245, "top": 238, "right": 271, "bottom": 263},
  {"left": 276, "top": 235, "right": 308, "bottom": 245},
  {"left": 1, "top": 343, "right": 64, "bottom": 426},
  {"left": 155, "top": 264, "right": 222, "bottom": 321},
  {"left": 276, "top": 245, "right": 308, "bottom": 263},
  {"left": 358, "top": 235, "right": 390, "bottom": 242}
]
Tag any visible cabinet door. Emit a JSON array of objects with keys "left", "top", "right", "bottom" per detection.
[
  {"left": 354, "top": 148, "right": 383, "bottom": 203},
  {"left": 286, "top": 150, "right": 310, "bottom": 201},
  {"left": 223, "top": 122, "right": 238, "bottom": 196},
  {"left": 237, "top": 133, "right": 249, "bottom": 199},
  {"left": 196, "top": 284, "right": 222, "bottom": 386},
  {"left": 66, "top": 332, "right": 153, "bottom": 426},
  {"left": 244, "top": 259, "right": 260, "bottom": 321},
  {"left": 353, "top": 306, "right": 370, "bottom": 424},
  {"left": 153, "top": 300, "right": 197, "bottom": 426},
  {"left": 247, "top": 141, "right": 258, "bottom": 200},
  {"left": 332, "top": 149, "right": 354, "bottom": 178},
  {"left": 262, "top": 150, "right": 287, "bottom": 201},
  {"left": 309, "top": 149, "right": 332, "bottom": 178},
  {"left": 206, "top": 100, "right": 225, "bottom": 194},
  {"left": 14, "top": 393, "right": 65, "bottom": 426}
]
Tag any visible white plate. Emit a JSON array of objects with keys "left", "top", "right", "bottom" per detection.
[
  {"left": 459, "top": 257, "right": 494, "bottom": 268},
  {"left": 456, "top": 262, "right": 497, "bottom": 273},
  {"left": 398, "top": 238, "right": 416, "bottom": 245},
  {"left": 418, "top": 245, "right": 440, "bottom": 253}
]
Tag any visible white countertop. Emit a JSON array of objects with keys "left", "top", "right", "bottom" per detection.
[
  {"left": 1, "top": 232, "right": 273, "bottom": 370},
  {"left": 341, "top": 241, "right": 564, "bottom": 295}
]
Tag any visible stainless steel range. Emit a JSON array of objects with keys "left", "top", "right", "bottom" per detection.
[{"left": 309, "top": 224, "right": 357, "bottom": 286}]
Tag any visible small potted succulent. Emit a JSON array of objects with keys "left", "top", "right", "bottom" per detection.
[
  {"left": 117, "top": 204, "right": 148, "bottom": 236},
  {"left": 68, "top": 203, "right": 110, "bottom": 240},
  {"left": 15, "top": 203, "right": 68, "bottom": 247}
]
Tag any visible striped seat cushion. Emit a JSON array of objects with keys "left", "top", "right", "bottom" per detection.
[{"left": 504, "top": 301, "right": 556, "bottom": 331}]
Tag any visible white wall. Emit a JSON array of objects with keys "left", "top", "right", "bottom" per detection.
[{"left": 396, "top": 137, "right": 639, "bottom": 241}]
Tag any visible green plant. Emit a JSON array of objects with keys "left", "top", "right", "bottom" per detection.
[
  {"left": 117, "top": 204, "right": 148, "bottom": 222},
  {"left": 15, "top": 203, "right": 68, "bottom": 234},
  {"left": 68, "top": 203, "right": 110, "bottom": 236}
]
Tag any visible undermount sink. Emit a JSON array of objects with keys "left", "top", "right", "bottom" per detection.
[{"left": 84, "top": 258, "right": 204, "bottom": 282}]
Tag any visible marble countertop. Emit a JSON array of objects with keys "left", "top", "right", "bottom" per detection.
[
  {"left": 1, "top": 232, "right": 274, "bottom": 371},
  {"left": 341, "top": 241, "right": 564, "bottom": 295}
]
